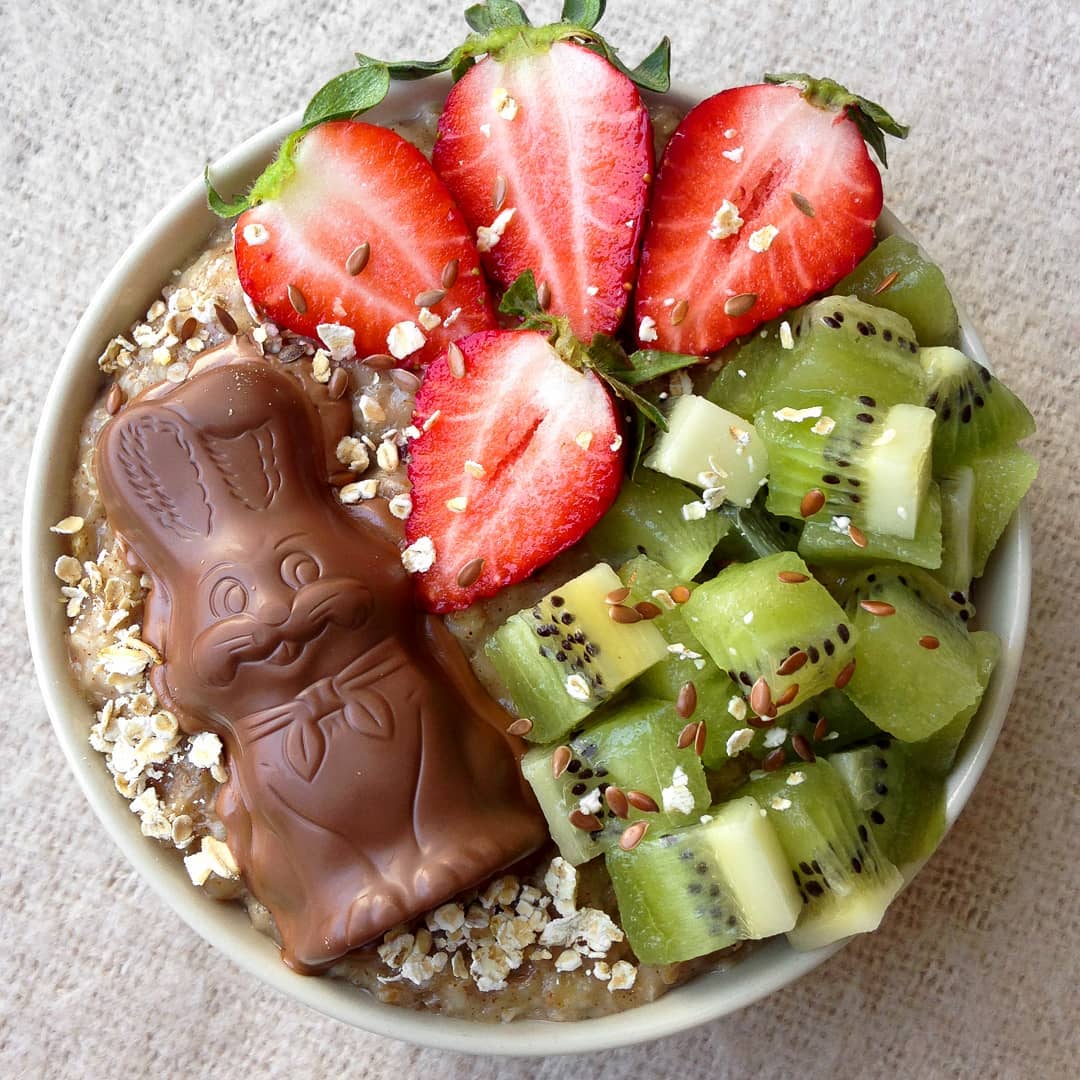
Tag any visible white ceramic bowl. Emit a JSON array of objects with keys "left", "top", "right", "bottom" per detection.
[{"left": 22, "top": 78, "right": 1031, "bottom": 1056}]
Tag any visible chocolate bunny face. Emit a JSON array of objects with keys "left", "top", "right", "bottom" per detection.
[{"left": 94, "top": 345, "right": 545, "bottom": 971}]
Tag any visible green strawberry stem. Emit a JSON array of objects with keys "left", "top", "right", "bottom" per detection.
[{"left": 764, "top": 71, "right": 908, "bottom": 167}]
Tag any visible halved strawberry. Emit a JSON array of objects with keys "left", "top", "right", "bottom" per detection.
[
  {"left": 234, "top": 120, "right": 496, "bottom": 366},
  {"left": 405, "top": 329, "right": 623, "bottom": 612},
  {"left": 433, "top": 41, "right": 653, "bottom": 340},
  {"left": 636, "top": 80, "right": 903, "bottom": 355}
]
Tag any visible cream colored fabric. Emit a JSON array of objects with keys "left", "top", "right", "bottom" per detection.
[{"left": 3, "top": 1, "right": 1077, "bottom": 1076}]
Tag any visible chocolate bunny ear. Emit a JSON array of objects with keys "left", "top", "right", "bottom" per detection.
[
  {"left": 100, "top": 410, "right": 213, "bottom": 549},
  {"left": 200, "top": 423, "right": 283, "bottom": 513}
]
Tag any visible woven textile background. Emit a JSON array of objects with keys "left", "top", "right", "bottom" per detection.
[{"left": 2, "top": 1, "right": 1077, "bottom": 1076}]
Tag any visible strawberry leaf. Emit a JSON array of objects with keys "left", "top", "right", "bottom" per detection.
[
  {"left": 561, "top": 0, "right": 606, "bottom": 28},
  {"left": 626, "top": 37, "right": 671, "bottom": 92},
  {"left": 498, "top": 269, "right": 544, "bottom": 318},
  {"left": 764, "top": 71, "right": 908, "bottom": 167},
  {"left": 466, "top": 0, "right": 531, "bottom": 31},
  {"left": 303, "top": 62, "right": 392, "bottom": 125},
  {"left": 617, "top": 348, "right": 699, "bottom": 386}
]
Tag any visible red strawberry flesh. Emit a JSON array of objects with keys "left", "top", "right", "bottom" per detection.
[
  {"left": 235, "top": 120, "right": 496, "bottom": 367},
  {"left": 406, "top": 329, "right": 623, "bottom": 612},
  {"left": 635, "top": 83, "right": 883, "bottom": 355},
  {"left": 433, "top": 41, "right": 653, "bottom": 340}
]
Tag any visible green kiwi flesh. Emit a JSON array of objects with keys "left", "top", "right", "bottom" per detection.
[
  {"left": 520, "top": 697, "right": 710, "bottom": 865},
  {"left": 683, "top": 552, "right": 857, "bottom": 718},
  {"left": 834, "top": 235, "right": 959, "bottom": 347},
  {"left": 831, "top": 736, "right": 946, "bottom": 869},
  {"left": 484, "top": 563, "right": 669, "bottom": 744},
  {"left": 842, "top": 571, "right": 994, "bottom": 741},
  {"left": 750, "top": 759, "right": 904, "bottom": 950},
  {"left": 605, "top": 795, "right": 801, "bottom": 964},
  {"left": 586, "top": 469, "right": 728, "bottom": 580},
  {"left": 969, "top": 446, "right": 1038, "bottom": 577},
  {"left": 797, "top": 481, "right": 943, "bottom": 569},
  {"left": 920, "top": 346, "right": 1035, "bottom": 470}
]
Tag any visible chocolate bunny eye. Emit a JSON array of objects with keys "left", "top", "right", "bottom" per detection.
[
  {"left": 209, "top": 576, "right": 248, "bottom": 617},
  {"left": 280, "top": 551, "right": 320, "bottom": 589}
]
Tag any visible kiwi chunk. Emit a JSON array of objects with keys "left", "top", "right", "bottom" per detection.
[
  {"left": 644, "top": 395, "right": 769, "bottom": 509},
  {"left": 521, "top": 698, "right": 710, "bottom": 865},
  {"left": 969, "top": 446, "right": 1038, "bottom": 577},
  {"left": 919, "top": 346, "right": 1035, "bottom": 470},
  {"left": 834, "top": 235, "right": 959, "bottom": 347},
  {"left": 759, "top": 393, "right": 935, "bottom": 542},
  {"left": 906, "top": 629, "right": 999, "bottom": 776},
  {"left": 831, "top": 737, "right": 946, "bottom": 869},
  {"left": 605, "top": 795, "right": 801, "bottom": 964},
  {"left": 683, "top": 552, "right": 857, "bottom": 718},
  {"left": 797, "top": 482, "right": 943, "bottom": 570},
  {"left": 707, "top": 318, "right": 789, "bottom": 420},
  {"left": 484, "top": 563, "right": 669, "bottom": 743},
  {"left": 587, "top": 470, "right": 728, "bottom": 580},
  {"left": 750, "top": 759, "right": 903, "bottom": 950},
  {"left": 761, "top": 296, "right": 926, "bottom": 410},
  {"left": 842, "top": 571, "right": 992, "bottom": 741}
]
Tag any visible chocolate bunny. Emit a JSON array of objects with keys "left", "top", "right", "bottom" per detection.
[{"left": 95, "top": 342, "right": 546, "bottom": 972}]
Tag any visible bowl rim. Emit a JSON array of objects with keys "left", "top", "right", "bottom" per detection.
[{"left": 22, "top": 75, "right": 1032, "bottom": 1057}]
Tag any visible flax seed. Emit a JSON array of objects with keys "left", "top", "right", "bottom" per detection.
[
  {"left": 619, "top": 821, "right": 649, "bottom": 851},
  {"left": 214, "top": 303, "right": 238, "bottom": 334},
  {"left": 456, "top": 557, "right": 484, "bottom": 588},
  {"left": 105, "top": 384, "right": 125, "bottom": 415},
  {"left": 676, "top": 682, "right": 698, "bottom": 720},
  {"left": 605, "top": 586, "right": 631, "bottom": 605},
  {"left": 800, "top": 488, "right": 826, "bottom": 517},
  {"left": 762, "top": 747, "right": 787, "bottom": 772},
  {"left": 873, "top": 270, "right": 900, "bottom": 295},
  {"left": 608, "top": 604, "right": 642, "bottom": 624},
  {"left": 723, "top": 293, "right": 757, "bottom": 317},
  {"left": 777, "top": 651, "right": 808, "bottom": 676},
  {"left": 345, "top": 242, "right": 371, "bottom": 275},
  {"left": 778, "top": 571, "right": 810, "bottom": 584},
  {"left": 552, "top": 745, "right": 573, "bottom": 779},
  {"left": 506, "top": 717, "right": 533, "bottom": 737},
  {"left": 634, "top": 601, "right": 663, "bottom": 620},
  {"left": 860, "top": 600, "right": 896, "bottom": 617},
  {"left": 569, "top": 810, "right": 602, "bottom": 832},
  {"left": 677, "top": 722, "right": 698, "bottom": 750},
  {"left": 447, "top": 341, "right": 466, "bottom": 379},
  {"left": 287, "top": 284, "right": 307, "bottom": 315},
  {"left": 792, "top": 733, "right": 816, "bottom": 762},
  {"left": 415, "top": 288, "right": 446, "bottom": 308},
  {"left": 604, "top": 786, "right": 630, "bottom": 819},
  {"left": 835, "top": 659, "right": 857, "bottom": 689},
  {"left": 750, "top": 677, "right": 773, "bottom": 716},
  {"left": 625, "top": 790, "right": 659, "bottom": 813},
  {"left": 694, "top": 720, "right": 707, "bottom": 756},
  {"left": 775, "top": 683, "right": 799, "bottom": 707}
]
